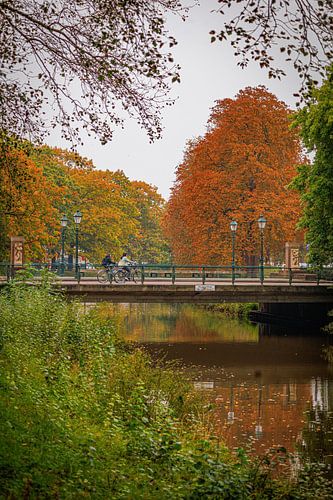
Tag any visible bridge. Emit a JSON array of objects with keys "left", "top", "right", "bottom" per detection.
[
  {"left": 1, "top": 263, "right": 332, "bottom": 324},
  {"left": 59, "top": 279, "right": 333, "bottom": 326},
  {"left": 58, "top": 281, "right": 333, "bottom": 305},
  {"left": 1, "top": 262, "right": 332, "bottom": 304}
]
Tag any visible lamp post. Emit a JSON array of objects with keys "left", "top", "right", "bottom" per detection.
[
  {"left": 258, "top": 215, "right": 267, "bottom": 284},
  {"left": 73, "top": 210, "right": 82, "bottom": 278},
  {"left": 230, "top": 221, "right": 238, "bottom": 285},
  {"left": 60, "top": 215, "right": 68, "bottom": 275}
]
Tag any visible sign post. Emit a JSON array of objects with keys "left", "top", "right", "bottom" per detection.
[
  {"left": 285, "top": 242, "right": 300, "bottom": 269},
  {"left": 195, "top": 284, "right": 215, "bottom": 291},
  {"left": 10, "top": 236, "right": 25, "bottom": 278}
]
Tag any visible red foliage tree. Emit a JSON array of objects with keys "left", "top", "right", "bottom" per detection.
[{"left": 164, "top": 87, "right": 304, "bottom": 265}]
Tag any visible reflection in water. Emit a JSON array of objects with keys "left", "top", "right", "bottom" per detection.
[
  {"left": 210, "top": 379, "right": 332, "bottom": 456},
  {"left": 95, "top": 303, "right": 259, "bottom": 343},
  {"left": 94, "top": 303, "right": 333, "bottom": 465},
  {"left": 302, "top": 413, "right": 333, "bottom": 470}
]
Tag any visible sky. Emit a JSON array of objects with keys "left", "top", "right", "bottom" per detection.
[{"left": 49, "top": 2, "right": 301, "bottom": 200}]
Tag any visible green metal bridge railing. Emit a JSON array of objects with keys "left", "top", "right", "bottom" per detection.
[{"left": 1, "top": 262, "right": 333, "bottom": 286}]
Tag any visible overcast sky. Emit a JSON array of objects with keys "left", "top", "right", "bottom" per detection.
[{"left": 49, "top": 2, "right": 300, "bottom": 199}]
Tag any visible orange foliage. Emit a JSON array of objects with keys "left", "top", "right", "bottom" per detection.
[
  {"left": 8, "top": 145, "right": 170, "bottom": 263},
  {"left": 0, "top": 145, "right": 62, "bottom": 259},
  {"left": 68, "top": 168, "right": 139, "bottom": 260},
  {"left": 164, "top": 87, "right": 304, "bottom": 265}
]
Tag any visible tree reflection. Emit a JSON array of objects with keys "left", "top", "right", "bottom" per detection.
[
  {"left": 297, "top": 378, "right": 333, "bottom": 474},
  {"left": 97, "top": 303, "right": 259, "bottom": 343}
]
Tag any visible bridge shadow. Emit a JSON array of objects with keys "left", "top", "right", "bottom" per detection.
[
  {"left": 257, "top": 321, "right": 329, "bottom": 337},
  {"left": 250, "top": 302, "right": 332, "bottom": 329}
]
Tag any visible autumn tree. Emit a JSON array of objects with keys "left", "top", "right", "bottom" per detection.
[
  {"left": 0, "top": 139, "right": 61, "bottom": 260},
  {"left": 211, "top": 0, "right": 333, "bottom": 98},
  {"left": 31, "top": 147, "right": 139, "bottom": 261},
  {"left": 0, "top": 137, "right": 170, "bottom": 264},
  {"left": 291, "top": 64, "right": 333, "bottom": 265},
  {"left": 16, "top": 145, "right": 169, "bottom": 264},
  {"left": 164, "top": 87, "right": 303, "bottom": 265},
  {"left": 63, "top": 170, "right": 171, "bottom": 263},
  {"left": 129, "top": 181, "right": 171, "bottom": 263},
  {"left": 68, "top": 168, "right": 141, "bottom": 262},
  {"left": 31, "top": 146, "right": 94, "bottom": 226},
  {"left": 0, "top": 0, "right": 184, "bottom": 145},
  {"left": 2, "top": 0, "right": 331, "bottom": 150}
]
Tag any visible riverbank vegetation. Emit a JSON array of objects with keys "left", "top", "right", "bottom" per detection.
[
  {"left": 1, "top": 279, "right": 332, "bottom": 498},
  {"left": 201, "top": 303, "right": 258, "bottom": 320}
]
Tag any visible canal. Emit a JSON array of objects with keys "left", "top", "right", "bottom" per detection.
[{"left": 97, "top": 303, "right": 333, "bottom": 469}]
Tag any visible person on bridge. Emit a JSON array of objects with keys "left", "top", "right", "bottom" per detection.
[
  {"left": 102, "top": 254, "right": 116, "bottom": 269},
  {"left": 118, "top": 253, "right": 134, "bottom": 278}
]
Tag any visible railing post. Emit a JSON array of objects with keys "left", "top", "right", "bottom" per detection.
[
  {"left": 288, "top": 268, "right": 292, "bottom": 285},
  {"left": 316, "top": 268, "right": 321, "bottom": 285},
  {"left": 172, "top": 265, "right": 176, "bottom": 285},
  {"left": 259, "top": 264, "right": 264, "bottom": 285},
  {"left": 202, "top": 267, "right": 206, "bottom": 284},
  {"left": 141, "top": 264, "right": 145, "bottom": 285}
]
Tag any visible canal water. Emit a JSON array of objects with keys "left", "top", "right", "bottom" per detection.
[{"left": 100, "top": 303, "right": 333, "bottom": 468}]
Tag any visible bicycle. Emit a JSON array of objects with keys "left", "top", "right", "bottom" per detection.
[
  {"left": 97, "top": 265, "right": 119, "bottom": 284},
  {"left": 114, "top": 263, "right": 140, "bottom": 283}
]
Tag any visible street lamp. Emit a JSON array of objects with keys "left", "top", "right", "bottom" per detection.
[
  {"left": 60, "top": 215, "right": 68, "bottom": 275},
  {"left": 230, "top": 221, "right": 238, "bottom": 285},
  {"left": 257, "top": 215, "right": 267, "bottom": 284},
  {"left": 73, "top": 210, "right": 82, "bottom": 278}
]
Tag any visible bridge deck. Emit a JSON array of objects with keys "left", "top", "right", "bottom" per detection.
[{"left": 55, "top": 281, "right": 333, "bottom": 303}]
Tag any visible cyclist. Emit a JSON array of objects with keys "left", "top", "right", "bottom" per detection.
[
  {"left": 118, "top": 253, "right": 135, "bottom": 279},
  {"left": 102, "top": 254, "right": 116, "bottom": 269}
]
